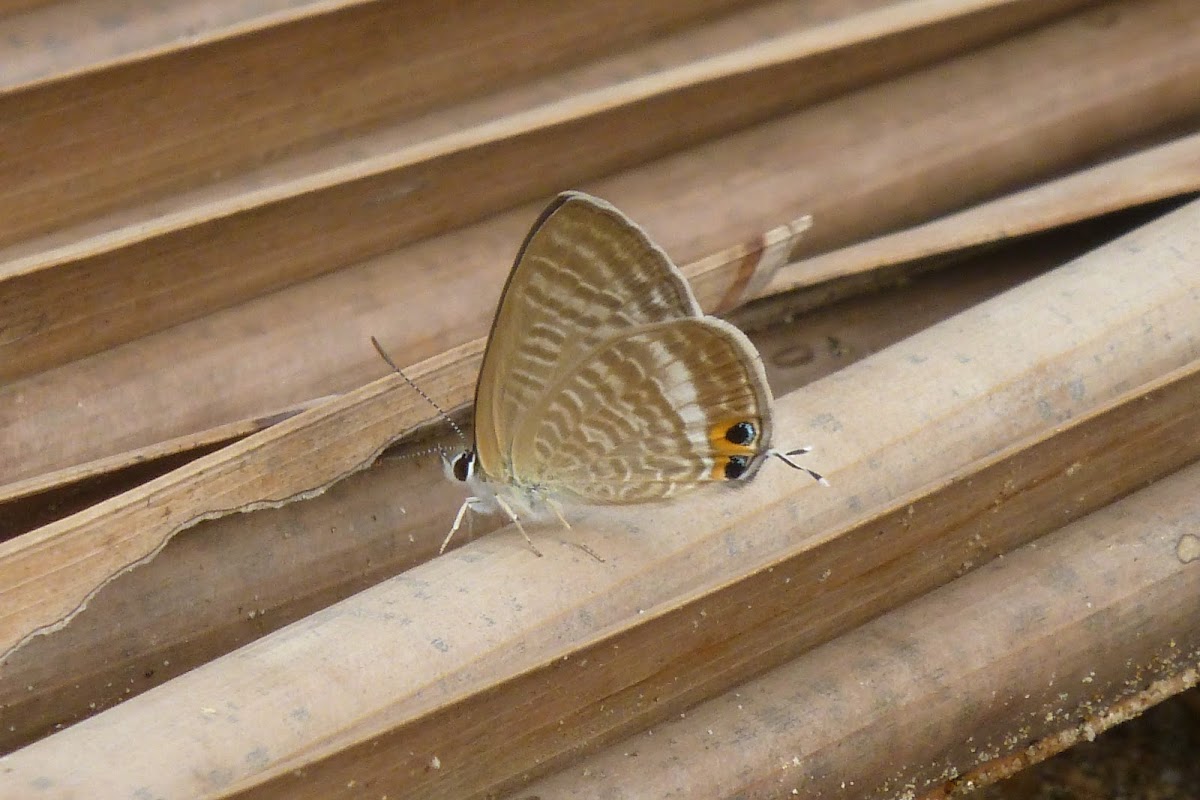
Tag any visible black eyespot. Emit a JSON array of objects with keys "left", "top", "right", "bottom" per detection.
[
  {"left": 452, "top": 451, "right": 475, "bottom": 482},
  {"left": 724, "top": 455, "right": 750, "bottom": 480},
  {"left": 725, "top": 421, "right": 757, "bottom": 446}
]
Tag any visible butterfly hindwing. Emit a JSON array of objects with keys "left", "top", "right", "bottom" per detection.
[{"left": 509, "top": 317, "right": 775, "bottom": 504}]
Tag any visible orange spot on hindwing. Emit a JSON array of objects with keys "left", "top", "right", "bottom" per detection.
[{"left": 708, "top": 418, "right": 762, "bottom": 480}]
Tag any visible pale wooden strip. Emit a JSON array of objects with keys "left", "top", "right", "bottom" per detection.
[
  {"left": 0, "top": 0, "right": 1078, "bottom": 264},
  {"left": 0, "top": 395, "right": 337, "bottom": 543},
  {"left": 0, "top": 0, "right": 751, "bottom": 250},
  {"left": 0, "top": 395, "right": 334, "bottom": 508},
  {"left": 0, "top": 0, "right": 1098, "bottom": 382},
  {"left": 1, "top": 193, "right": 1196, "bottom": 799},
  {"left": 0, "top": 0, "right": 892, "bottom": 269},
  {"left": 0, "top": 0, "right": 52, "bottom": 16},
  {"left": 229, "top": 362, "right": 1200, "bottom": 800},
  {"left": 0, "top": 0, "right": 876, "bottom": 268},
  {"left": 0, "top": 429, "right": 472, "bottom": 754},
  {"left": 3, "top": 0, "right": 1195, "bottom": 484},
  {"left": 0, "top": 0, "right": 370, "bottom": 91},
  {"left": 515, "top": 460, "right": 1200, "bottom": 798},
  {"left": 0, "top": 340, "right": 480, "bottom": 662},
  {"left": 756, "top": 131, "right": 1200, "bottom": 303},
  {"left": 0, "top": 0, "right": 896, "bottom": 95},
  {"left": 693, "top": 214, "right": 814, "bottom": 313}
]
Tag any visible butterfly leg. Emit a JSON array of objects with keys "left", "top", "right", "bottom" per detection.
[
  {"left": 542, "top": 499, "right": 606, "bottom": 563},
  {"left": 493, "top": 495, "right": 543, "bottom": 557},
  {"left": 546, "top": 498, "right": 571, "bottom": 531},
  {"left": 440, "top": 497, "right": 479, "bottom": 554}
]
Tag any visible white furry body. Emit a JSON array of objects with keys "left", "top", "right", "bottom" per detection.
[{"left": 441, "top": 455, "right": 566, "bottom": 555}]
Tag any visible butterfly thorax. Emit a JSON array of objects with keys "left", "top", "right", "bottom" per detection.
[{"left": 447, "top": 448, "right": 553, "bottom": 520}]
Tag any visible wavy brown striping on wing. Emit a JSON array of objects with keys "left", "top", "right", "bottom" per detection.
[
  {"left": 474, "top": 192, "right": 702, "bottom": 479},
  {"left": 510, "top": 317, "right": 775, "bottom": 504}
]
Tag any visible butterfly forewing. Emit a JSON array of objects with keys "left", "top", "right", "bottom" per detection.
[
  {"left": 509, "top": 317, "right": 774, "bottom": 504},
  {"left": 474, "top": 192, "right": 703, "bottom": 481}
]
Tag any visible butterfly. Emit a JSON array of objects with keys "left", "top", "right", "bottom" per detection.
[{"left": 436, "top": 191, "right": 824, "bottom": 555}]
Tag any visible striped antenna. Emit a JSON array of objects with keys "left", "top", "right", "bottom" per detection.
[{"left": 370, "top": 336, "right": 469, "bottom": 447}]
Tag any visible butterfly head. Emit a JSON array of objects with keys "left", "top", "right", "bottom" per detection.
[{"left": 449, "top": 449, "right": 477, "bottom": 483}]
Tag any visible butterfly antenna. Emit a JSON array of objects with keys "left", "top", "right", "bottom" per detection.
[
  {"left": 770, "top": 446, "right": 830, "bottom": 486},
  {"left": 370, "top": 336, "right": 469, "bottom": 446},
  {"left": 391, "top": 444, "right": 453, "bottom": 461}
]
